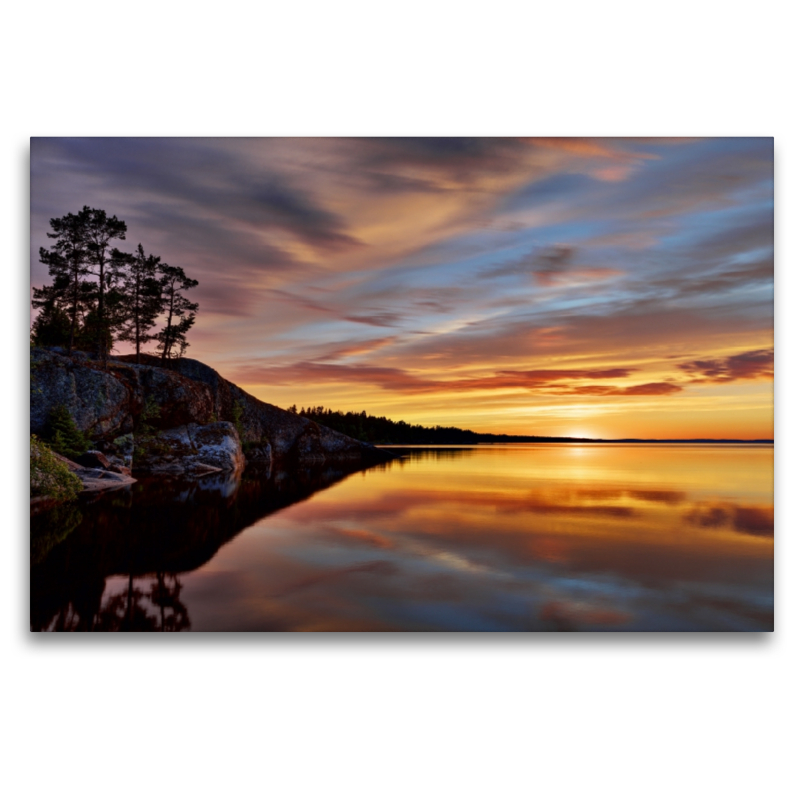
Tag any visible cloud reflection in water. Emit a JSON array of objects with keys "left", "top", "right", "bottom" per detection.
[
  {"left": 32, "top": 444, "right": 772, "bottom": 631},
  {"left": 184, "top": 444, "right": 773, "bottom": 631}
]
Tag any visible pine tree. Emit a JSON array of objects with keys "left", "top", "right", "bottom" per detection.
[
  {"left": 81, "top": 207, "right": 127, "bottom": 365},
  {"left": 46, "top": 405, "right": 91, "bottom": 460},
  {"left": 34, "top": 209, "right": 92, "bottom": 353},
  {"left": 30, "top": 287, "right": 72, "bottom": 348},
  {"left": 156, "top": 263, "right": 199, "bottom": 364},
  {"left": 114, "top": 244, "right": 162, "bottom": 363},
  {"left": 32, "top": 207, "right": 201, "bottom": 366}
]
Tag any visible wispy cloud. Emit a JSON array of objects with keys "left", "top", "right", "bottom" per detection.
[{"left": 30, "top": 137, "right": 773, "bottom": 437}]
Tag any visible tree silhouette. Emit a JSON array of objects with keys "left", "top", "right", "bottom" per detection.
[
  {"left": 30, "top": 288, "right": 72, "bottom": 347},
  {"left": 81, "top": 207, "right": 127, "bottom": 365},
  {"left": 156, "top": 263, "right": 199, "bottom": 365},
  {"left": 33, "top": 209, "right": 92, "bottom": 352},
  {"left": 114, "top": 244, "right": 163, "bottom": 363},
  {"left": 31, "top": 207, "right": 200, "bottom": 365}
]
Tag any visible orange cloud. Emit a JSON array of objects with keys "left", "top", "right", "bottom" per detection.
[
  {"left": 233, "top": 361, "right": 665, "bottom": 398},
  {"left": 550, "top": 382, "right": 682, "bottom": 396},
  {"left": 678, "top": 348, "right": 774, "bottom": 383}
]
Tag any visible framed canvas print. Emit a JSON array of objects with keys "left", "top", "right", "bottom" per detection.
[{"left": 29, "top": 137, "right": 774, "bottom": 632}]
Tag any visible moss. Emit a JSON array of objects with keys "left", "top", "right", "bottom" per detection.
[{"left": 30, "top": 435, "right": 82, "bottom": 502}]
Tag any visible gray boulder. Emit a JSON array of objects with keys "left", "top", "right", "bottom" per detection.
[{"left": 135, "top": 422, "right": 244, "bottom": 476}]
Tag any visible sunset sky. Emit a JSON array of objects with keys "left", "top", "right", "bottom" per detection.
[{"left": 30, "top": 137, "right": 773, "bottom": 439}]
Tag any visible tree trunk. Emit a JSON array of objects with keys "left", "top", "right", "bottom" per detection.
[
  {"left": 134, "top": 277, "right": 141, "bottom": 364},
  {"left": 68, "top": 258, "right": 80, "bottom": 354},
  {"left": 98, "top": 257, "right": 106, "bottom": 367},
  {"left": 161, "top": 286, "right": 175, "bottom": 367}
]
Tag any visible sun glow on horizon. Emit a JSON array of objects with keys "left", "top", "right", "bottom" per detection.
[
  {"left": 30, "top": 137, "right": 773, "bottom": 440},
  {"left": 567, "top": 430, "right": 599, "bottom": 441}
]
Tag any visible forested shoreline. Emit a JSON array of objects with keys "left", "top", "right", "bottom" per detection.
[
  {"left": 295, "top": 406, "right": 593, "bottom": 444},
  {"left": 295, "top": 406, "right": 772, "bottom": 445}
]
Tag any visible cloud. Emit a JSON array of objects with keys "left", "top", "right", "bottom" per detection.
[
  {"left": 341, "top": 311, "right": 407, "bottom": 328},
  {"left": 549, "top": 382, "right": 682, "bottom": 396},
  {"left": 30, "top": 137, "right": 773, "bottom": 438},
  {"left": 482, "top": 244, "right": 623, "bottom": 287},
  {"left": 317, "top": 337, "right": 399, "bottom": 361},
  {"left": 678, "top": 348, "right": 774, "bottom": 383},
  {"left": 496, "top": 367, "right": 634, "bottom": 381},
  {"left": 232, "top": 360, "right": 680, "bottom": 399},
  {"left": 532, "top": 245, "right": 575, "bottom": 283},
  {"left": 33, "top": 138, "right": 362, "bottom": 254},
  {"left": 668, "top": 258, "right": 773, "bottom": 297}
]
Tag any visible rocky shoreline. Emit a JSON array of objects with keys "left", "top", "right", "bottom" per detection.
[{"left": 30, "top": 347, "right": 395, "bottom": 504}]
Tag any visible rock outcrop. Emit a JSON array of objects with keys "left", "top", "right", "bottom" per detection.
[
  {"left": 55, "top": 452, "right": 137, "bottom": 493},
  {"left": 30, "top": 347, "right": 393, "bottom": 474},
  {"left": 30, "top": 349, "right": 132, "bottom": 438},
  {"left": 119, "top": 353, "right": 384, "bottom": 465},
  {"left": 134, "top": 422, "right": 245, "bottom": 476}
]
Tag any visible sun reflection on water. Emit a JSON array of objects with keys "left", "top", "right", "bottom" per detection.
[{"left": 32, "top": 444, "right": 773, "bottom": 632}]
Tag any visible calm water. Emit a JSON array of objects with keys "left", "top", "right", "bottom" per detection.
[{"left": 31, "top": 444, "right": 774, "bottom": 632}]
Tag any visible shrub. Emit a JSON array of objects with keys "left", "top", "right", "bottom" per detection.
[
  {"left": 30, "top": 435, "right": 82, "bottom": 502},
  {"left": 47, "top": 405, "right": 91, "bottom": 460}
]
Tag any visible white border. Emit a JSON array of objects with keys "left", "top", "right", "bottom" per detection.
[{"left": 4, "top": 4, "right": 797, "bottom": 799}]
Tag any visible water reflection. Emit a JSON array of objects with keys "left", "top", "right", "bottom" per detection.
[
  {"left": 92, "top": 573, "right": 190, "bottom": 632},
  {"left": 31, "top": 445, "right": 774, "bottom": 632},
  {"left": 386, "top": 447, "right": 478, "bottom": 462},
  {"left": 31, "top": 463, "right": 360, "bottom": 631}
]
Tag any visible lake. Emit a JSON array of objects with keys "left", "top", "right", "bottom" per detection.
[{"left": 30, "top": 444, "right": 774, "bottom": 632}]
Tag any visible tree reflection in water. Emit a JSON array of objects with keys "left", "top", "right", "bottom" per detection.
[
  {"left": 33, "top": 445, "right": 772, "bottom": 632},
  {"left": 31, "top": 462, "right": 362, "bottom": 631},
  {"left": 89, "top": 573, "right": 190, "bottom": 632}
]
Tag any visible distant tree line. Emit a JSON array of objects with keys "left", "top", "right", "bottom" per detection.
[
  {"left": 31, "top": 206, "right": 198, "bottom": 366},
  {"left": 293, "top": 406, "right": 564, "bottom": 445}
]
